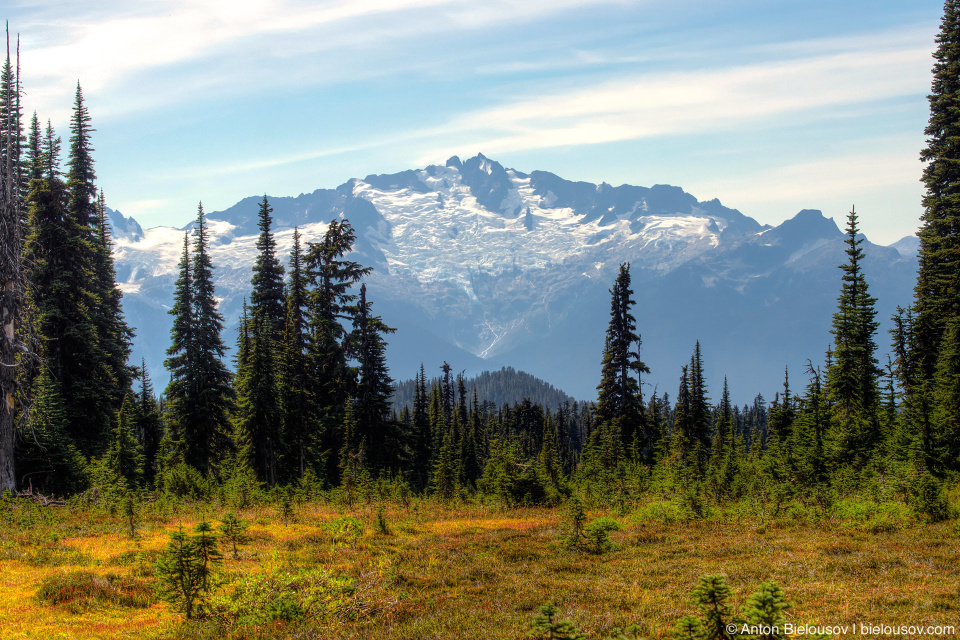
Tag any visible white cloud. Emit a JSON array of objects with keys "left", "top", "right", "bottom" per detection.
[
  {"left": 419, "top": 43, "right": 931, "bottom": 162},
  {"left": 14, "top": 0, "right": 619, "bottom": 121}
]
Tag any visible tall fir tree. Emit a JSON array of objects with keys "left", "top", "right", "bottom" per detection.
[
  {"left": 410, "top": 364, "right": 432, "bottom": 491},
  {"left": 235, "top": 308, "right": 280, "bottom": 484},
  {"left": 164, "top": 206, "right": 234, "bottom": 475},
  {"left": 595, "top": 263, "right": 651, "bottom": 459},
  {"left": 279, "top": 228, "right": 313, "bottom": 480},
  {"left": 350, "top": 283, "right": 396, "bottom": 474},
  {"left": 915, "top": 0, "right": 960, "bottom": 379},
  {"left": 239, "top": 196, "right": 285, "bottom": 484},
  {"left": 163, "top": 234, "right": 194, "bottom": 469},
  {"left": 827, "top": 207, "right": 883, "bottom": 466},
  {"left": 133, "top": 360, "right": 163, "bottom": 488},
  {"left": 188, "top": 203, "right": 234, "bottom": 473},
  {"left": 304, "top": 219, "right": 370, "bottom": 484},
  {"left": 93, "top": 189, "right": 133, "bottom": 407},
  {"left": 249, "top": 195, "right": 285, "bottom": 336}
]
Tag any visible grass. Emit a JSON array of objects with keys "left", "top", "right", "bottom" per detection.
[{"left": 0, "top": 496, "right": 956, "bottom": 639}]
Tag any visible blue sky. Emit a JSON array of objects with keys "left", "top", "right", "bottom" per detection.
[{"left": 7, "top": 0, "right": 943, "bottom": 244}]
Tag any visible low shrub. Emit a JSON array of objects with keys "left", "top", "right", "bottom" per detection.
[
  {"left": 36, "top": 571, "right": 154, "bottom": 611},
  {"left": 210, "top": 568, "right": 355, "bottom": 627},
  {"left": 585, "top": 517, "right": 621, "bottom": 553}
]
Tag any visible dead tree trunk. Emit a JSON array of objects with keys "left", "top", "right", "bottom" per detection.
[{"left": 0, "top": 25, "right": 23, "bottom": 494}]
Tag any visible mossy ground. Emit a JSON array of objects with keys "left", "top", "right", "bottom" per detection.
[{"left": 0, "top": 497, "right": 957, "bottom": 639}]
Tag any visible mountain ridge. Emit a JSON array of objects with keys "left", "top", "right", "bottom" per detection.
[{"left": 109, "top": 154, "right": 918, "bottom": 404}]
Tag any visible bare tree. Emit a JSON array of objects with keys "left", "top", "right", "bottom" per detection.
[{"left": 0, "top": 24, "right": 24, "bottom": 493}]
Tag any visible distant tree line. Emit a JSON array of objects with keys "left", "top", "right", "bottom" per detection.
[{"left": 392, "top": 367, "right": 580, "bottom": 413}]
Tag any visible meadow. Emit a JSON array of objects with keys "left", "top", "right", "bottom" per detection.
[{"left": 0, "top": 491, "right": 957, "bottom": 640}]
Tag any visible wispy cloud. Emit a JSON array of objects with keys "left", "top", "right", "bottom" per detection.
[
  {"left": 690, "top": 148, "right": 922, "bottom": 207},
  {"left": 14, "top": 0, "right": 620, "bottom": 121},
  {"left": 419, "top": 41, "right": 931, "bottom": 162}
]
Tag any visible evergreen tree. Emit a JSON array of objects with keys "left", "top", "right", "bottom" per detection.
[
  {"left": 279, "top": 228, "right": 313, "bottom": 480},
  {"left": 932, "top": 317, "right": 960, "bottom": 469},
  {"left": 17, "top": 368, "right": 85, "bottom": 494},
  {"left": 351, "top": 283, "right": 396, "bottom": 473},
  {"left": 189, "top": 203, "right": 234, "bottom": 473},
  {"left": 92, "top": 189, "right": 134, "bottom": 407},
  {"left": 236, "top": 309, "right": 280, "bottom": 484},
  {"left": 163, "top": 234, "right": 194, "bottom": 469},
  {"left": 41, "top": 120, "right": 60, "bottom": 180},
  {"left": 827, "top": 207, "right": 883, "bottom": 466},
  {"left": 595, "top": 263, "right": 651, "bottom": 458},
  {"left": 410, "top": 364, "right": 432, "bottom": 491},
  {"left": 794, "top": 362, "right": 828, "bottom": 487},
  {"left": 249, "top": 194, "right": 285, "bottom": 337},
  {"left": 164, "top": 205, "right": 234, "bottom": 475},
  {"left": 915, "top": 0, "right": 960, "bottom": 379},
  {"left": 105, "top": 394, "right": 144, "bottom": 491},
  {"left": 23, "top": 111, "right": 40, "bottom": 183},
  {"left": 304, "top": 219, "right": 370, "bottom": 484},
  {"left": 687, "top": 342, "right": 711, "bottom": 465},
  {"left": 133, "top": 360, "right": 163, "bottom": 488},
  {"left": 22, "top": 127, "right": 105, "bottom": 457}
]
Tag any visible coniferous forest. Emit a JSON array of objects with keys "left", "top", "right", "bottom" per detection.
[{"left": 1, "top": 5, "right": 960, "bottom": 640}]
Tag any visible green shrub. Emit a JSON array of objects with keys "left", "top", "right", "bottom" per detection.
[
  {"left": 161, "top": 462, "right": 207, "bottom": 500},
  {"left": 210, "top": 568, "right": 355, "bottom": 627},
  {"left": 909, "top": 472, "right": 952, "bottom": 523},
  {"left": 323, "top": 515, "right": 363, "bottom": 545},
  {"left": 528, "top": 602, "right": 586, "bottom": 640},
  {"left": 632, "top": 500, "right": 683, "bottom": 525},
  {"left": 585, "top": 517, "right": 621, "bottom": 553}
]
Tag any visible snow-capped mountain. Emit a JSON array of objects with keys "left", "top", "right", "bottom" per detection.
[{"left": 111, "top": 154, "right": 918, "bottom": 403}]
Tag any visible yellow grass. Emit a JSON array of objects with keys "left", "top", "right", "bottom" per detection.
[{"left": 0, "top": 498, "right": 957, "bottom": 639}]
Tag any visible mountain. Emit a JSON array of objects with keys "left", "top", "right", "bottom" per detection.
[{"left": 110, "top": 154, "right": 918, "bottom": 404}]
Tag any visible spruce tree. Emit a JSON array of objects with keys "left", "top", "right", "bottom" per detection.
[
  {"left": 827, "top": 207, "right": 883, "bottom": 466},
  {"left": 595, "top": 263, "right": 650, "bottom": 457},
  {"left": 133, "top": 360, "right": 163, "bottom": 488},
  {"left": 163, "top": 234, "right": 194, "bottom": 469},
  {"left": 351, "top": 283, "right": 396, "bottom": 474},
  {"left": 22, "top": 124, "right": 104, "bottom": 457},
  {"left": 794, "top": 362, "right": 828, "bottom": 487},
  {"left": 236, "top": 309, "right": 279, "bottom": 484},
  {"left": 92, "top": 189, "right": 133, "bottom": 405},
  {"left": 23, "top": 111, "right": 40, "bottom": 183},
  {"left": 410, "top": 364, "right": 432, "bottom": 491},
  {"left": 915, "top": 0, "right": 960, "bottom": 379},
  {"left": 687, "top": 342, "right": 711, "bottom": 457},
  {"left": 304, "top": 219, "right": 370, "bottom": 484},
  {"left": 164, "top": 206, "right": 234, "bottom": 476},
  {"left": 249, "top": 195, "right": 285, "bottom": 336},
  {"left": 106, "top": 394, "right": 144, "bottom": 491},
  {"left": 188, "top": 204, "right": 234, "bottom": 473},
  {"left": 17, "top": 368, "right": 86, "bottom": 494},
  {"left": 932, "top": 317, "right": 960, "bottom": 469},
  {"left": 278, "top": 228, "right": 313, "bottom": 480}
]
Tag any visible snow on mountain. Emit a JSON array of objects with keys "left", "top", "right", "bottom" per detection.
[{"left": 114, "top": 154, "right": 918, "bottom": 403}]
